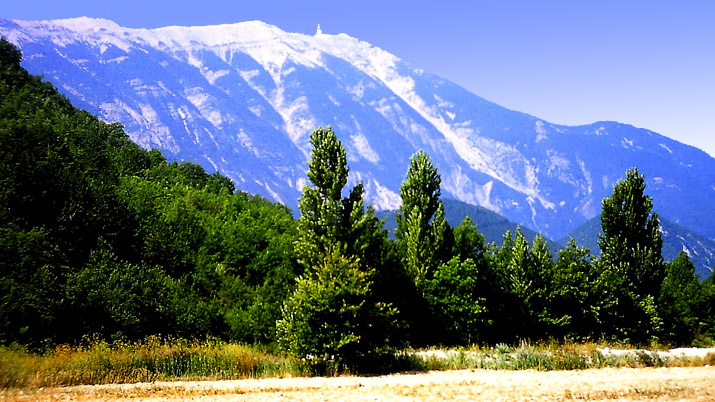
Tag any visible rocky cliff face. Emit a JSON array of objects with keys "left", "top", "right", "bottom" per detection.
[{"left": 2, "top": 17, "right": 714, "bottom": 241}]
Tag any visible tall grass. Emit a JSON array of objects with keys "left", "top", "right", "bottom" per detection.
[
  {"left": 407, "top": 341, "right": 715, "bottom": 372},
  {"left": 2, "top": 339, "right": 714, "bottom": 390},
  {"left": 0, "top": 336, "right": 304, "bottom": 389}
]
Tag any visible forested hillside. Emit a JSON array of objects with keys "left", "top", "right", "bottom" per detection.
[
  {"left": 0, "top": 38, "right": 299, "bottom": 346},
  {"left": 1, "top": 38, "right": 714, "bottom": 372}
]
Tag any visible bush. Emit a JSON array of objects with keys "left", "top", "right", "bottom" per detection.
[{"left": 276, "top": 250, "right": 399, "bottom": 374}]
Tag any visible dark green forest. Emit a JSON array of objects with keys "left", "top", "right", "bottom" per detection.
[{"left": 1, "top": 38, "right": 714, "bottom": 372}]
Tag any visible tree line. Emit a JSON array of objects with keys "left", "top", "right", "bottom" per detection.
[
  {"left": 1, "top": 38, "right": 714, "bottom": 371},
  {"left": 278, "top": 127, "right": 714, "bottom": 371}
]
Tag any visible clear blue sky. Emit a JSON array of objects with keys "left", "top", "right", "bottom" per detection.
[{"left": 4, "top": 0, "right": 714, "bottom": 157}]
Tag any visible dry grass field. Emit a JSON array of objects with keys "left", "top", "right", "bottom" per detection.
[{"left": 3, "top": 366, "right": 714, "bottom": 402}]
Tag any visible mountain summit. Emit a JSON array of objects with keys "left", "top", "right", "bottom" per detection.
[{"left": 2, "top": 17, "right": 714, "bottom": 241}]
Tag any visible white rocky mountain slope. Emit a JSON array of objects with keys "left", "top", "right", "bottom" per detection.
[{"left": 1, "top": 17, "right": 714, "bottom": 242}]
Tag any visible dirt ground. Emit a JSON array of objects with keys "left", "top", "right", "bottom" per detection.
[{"left": 4, "top": 366, "right": 715, "bottom": 402}]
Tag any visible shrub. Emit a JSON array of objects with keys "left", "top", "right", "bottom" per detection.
[{"left": 276, "top": 250, "right": 399, "bottom": 374}]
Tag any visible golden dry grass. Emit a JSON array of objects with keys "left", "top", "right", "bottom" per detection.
[
  {"left": 3, "top": 366, "right": 714, "bottom": 401},
  {"left": 0, "top": 339, "right": 302, "bottom": 389}
]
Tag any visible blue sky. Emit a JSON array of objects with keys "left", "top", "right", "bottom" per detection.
[{"left": 4, "top": 0, "right": 714, "bottom": 157}]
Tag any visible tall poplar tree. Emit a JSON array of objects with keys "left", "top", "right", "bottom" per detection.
[
  {"left": 294, "top": 126, "right": 384, "bottom": 271},
  {"left": 395, "top": 151, "right": 450, "bottom": 285},
  {"left": 279, "top": 127, "right": 397, "bottom": 372},
  {"left": 598, "top": 167, "right": 665, "bottom": 341}
]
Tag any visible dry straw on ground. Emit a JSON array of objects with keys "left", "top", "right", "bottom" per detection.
[{"left": 3, "top": 366, "right": 714, "bottom": 401}]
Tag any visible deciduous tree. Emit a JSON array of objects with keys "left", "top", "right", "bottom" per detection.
[
  {"left": 598, "top": 168, "right": 665, "bottom": 342},
  {"left": 280, "top": 127, "right": 397, "bottom": 372},
  {"left": 395, "top": 151, "right": 451, "bottom": 286}
]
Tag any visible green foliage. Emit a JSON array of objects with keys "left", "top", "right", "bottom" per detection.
[
  {"left": 549, "top": 239, "right": 602, "bottom": 339},
  {"left": 490, "top": 231, "right": 554, "bottom": 340},
  {"left": 277, "top": 250, "right": 398, "bottom": 374},
  {"left": 392, "top": 151, "right": 465, "bottom": 347},
  {"left": 1, "top": 38, "right": 712, "bottom": 352},
  {"left": 703, "top": 276, "right": 715, "bottom": 342},
  {"left": 475, "top": 231, "right": 600, "bottom": 343},
  {"left": 295, "top": 126, "right": 347, "bottom": 269},
  {"left": 0, "top": 226, "right": 63, "bottom": 345},
  {"left": 598, "top": 168, "right": 666, "bottom": 343},
  {"left": 395, "top": 151, "right": 451, "bottom": 285},
  {"left": 413, "top": 217, "right": 490, "bottom": 345},
  {"left": 452, "top": 216, "right": 487, "bottom": 263},
  {"left": 65, "top": 246, "right": 172, "bottom": 340},
  {"left": 305, "top": 127, "right": 349, "bottom": 202},
  {"left": 659, "top": 252, "right": 712, "bottom": 345},
  {"left": 599, "top": 168, "right": 665, "bottom": 297},
  {"left": 117, "top": 170, "right": 298, "bottom": 342},
  {"left": 295, "top": 127, "right": 386, "bottom": 271},
  {"left": 423, "top": 256, "right": 486, "bottom": 344},
  {"left": 0, "top": 39, "right": 298, "bottom": 347},
  {"left": 282, "top": 127, "right": 398, "bottom": 372}
]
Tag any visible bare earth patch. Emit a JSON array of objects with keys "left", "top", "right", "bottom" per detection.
[{"left": 4, "top": 366, "right": 715, "bottom": 402}]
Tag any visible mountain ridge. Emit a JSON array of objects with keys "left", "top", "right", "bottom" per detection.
[
  {"left": 2, "top": 17, "right": 714, "bottom": 241},
  {"left": 378, "top": 198, "right": 548, "bottom": 247}
]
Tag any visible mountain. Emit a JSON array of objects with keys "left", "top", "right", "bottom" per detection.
[
  {"left": 378, "top": 198, "right": 547, "bottom": 247},
  {"left": 562, "top": 216, "right": 715, "bottom": 280},
  {"left": 2, "top": 17, "right": 714, "bottom": 240}
]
